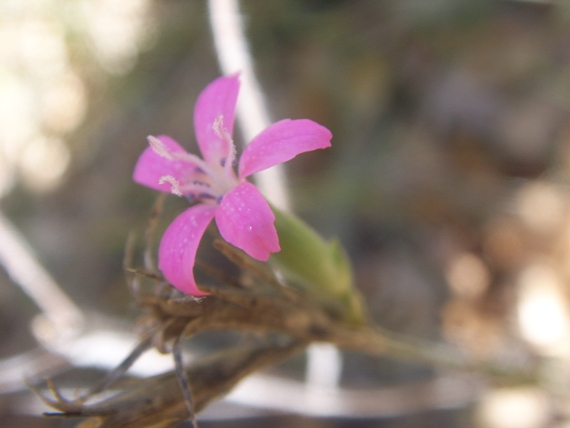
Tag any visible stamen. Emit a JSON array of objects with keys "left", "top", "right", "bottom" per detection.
[
  {"left": 148, "top": 136, "right": 175, "bottom": 160},
  {"left": 213, "top": 116, "right": 236, "bottom": 163},
  {"left": 177, "top": 182, "right": 223, "bottom": 202},
  {"left": 213, "top": 115, "right": 227, "bottom": 140},
  {"left": 213, "top": 115, "right": 237, "bottom": 182},
  {"left": 148, "top": 136, "right": 225, "bottom": 190},
  {"left": 169, "top": 151, "right": 227, "bottom": 191},
  {"left": 159, "top": 175, "right": 183, "bottom": 197}
]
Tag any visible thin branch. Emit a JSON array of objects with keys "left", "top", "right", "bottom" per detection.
[
  {"left": 144, "top": 193, "right": 166, "bottom": 272},
  {"left": 173, "top": 337, "right": 199, "bottom": 428},
  {"left": 76, "top": 336, "right": 153, "bottom": 404},
  {"left": 34, "top": 337, "right": 308, "bottom": 427}
]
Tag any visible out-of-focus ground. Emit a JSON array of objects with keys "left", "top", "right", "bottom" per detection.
[{"left": 2, "top": 0, "right": 570, "bottom": 427}]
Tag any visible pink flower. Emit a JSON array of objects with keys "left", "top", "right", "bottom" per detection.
[{"left": 133, "top": 74, "right": 332, "bottom": 295}]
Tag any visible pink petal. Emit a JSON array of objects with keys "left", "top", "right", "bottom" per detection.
[
  {"left": 238, "top": 119, "right": 332, "bottom": 179},
  {"left": 133, "top": 135, "right": 199, "bottom": 193},
  {"left": 194, "top": 74, "right": 240, "bottom": 165},
  {"left": 215, "top": 182, "right": 280, "bottom": 261},
  {"left": 158, "top": 204, "right": 216, "bottom": 296}
]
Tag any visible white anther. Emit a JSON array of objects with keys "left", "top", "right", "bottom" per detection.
[
  {"left": 213, "top": 115, "right": 237, "bottom": 177},
  {"left": 148, "top": 135, "right": 174, "bottom": 160},
  {"left": 159, "top": 175, "right": 183, "bottom": 197},
  {"left": 213, "top": 115, "right": 227, "bottom": 140}
]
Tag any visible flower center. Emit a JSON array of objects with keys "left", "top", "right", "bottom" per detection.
[{"left": 149, "top": 115, "right": 240, "bottom": 205}]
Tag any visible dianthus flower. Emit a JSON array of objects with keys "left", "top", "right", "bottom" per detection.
[{"left": 133, "top": 74, "right": 332, "bottom": 295}]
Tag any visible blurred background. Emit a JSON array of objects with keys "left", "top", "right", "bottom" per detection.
[{"left": 2, "top": 0, "right": 570, "bottom": 427}]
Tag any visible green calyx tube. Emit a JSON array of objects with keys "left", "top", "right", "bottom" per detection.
[{"left": 269, "top": 205, "right": 366, "bottom": 326}]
